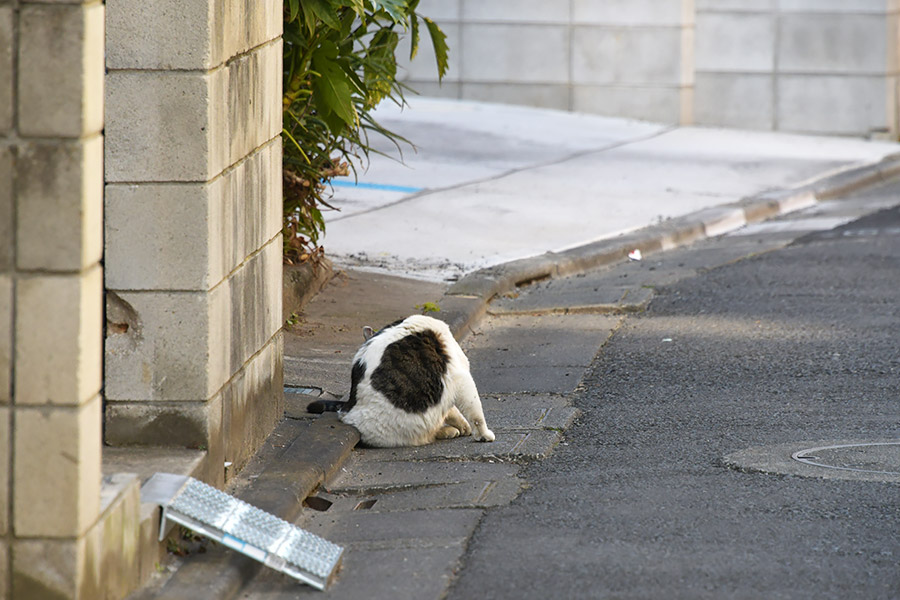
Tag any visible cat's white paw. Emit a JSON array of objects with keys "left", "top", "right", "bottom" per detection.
[{"left": 475, "top": 428, "right": 495, "bottom": 443}]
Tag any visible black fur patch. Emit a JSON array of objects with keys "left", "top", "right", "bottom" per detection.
[
  {"left": 370, "top": 330, "right": 449, "bottom": 413},
  {"left": 345, "top": 359, "right": 366, "bottom": 412}
]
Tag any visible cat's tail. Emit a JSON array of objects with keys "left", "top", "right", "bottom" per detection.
[{"left": 306, "top": 399, "right": 348, "bottom": 414}]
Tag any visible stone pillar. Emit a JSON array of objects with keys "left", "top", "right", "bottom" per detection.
[
  {"left": 103, "top": 0, "right": 284, "bottom": 487},
  {"left": 2, "top": 0, "right": 107, "bottom": 597}
]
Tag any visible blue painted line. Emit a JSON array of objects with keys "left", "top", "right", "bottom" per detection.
[{"left": 330, "top": 180, "right": 423, "bottom": 193}]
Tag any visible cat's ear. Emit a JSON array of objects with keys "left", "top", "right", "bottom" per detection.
[{"left": 363, "top": 326, "right": 375, "bottom": 340}]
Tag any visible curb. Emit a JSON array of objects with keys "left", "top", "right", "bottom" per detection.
[{"left": 437, "top": 152, "right": 900, "bottom": 339}]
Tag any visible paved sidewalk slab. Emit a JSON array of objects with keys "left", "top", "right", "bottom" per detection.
[{"left": 323, "top": 98, "right": 900, "bottom": 281}]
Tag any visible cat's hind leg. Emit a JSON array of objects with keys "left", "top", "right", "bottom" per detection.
[
  {"left": 435, "top": 424, "right": 462, "bottom": 439},
  {"left": 453, "top": 373, "right": 495, "bottom": 442},
  {"left": 444, "top": 406, "right": 472, "bottom": 436},
  {"left": 435, "top": 407, "right": 471, "bottom": 439}
]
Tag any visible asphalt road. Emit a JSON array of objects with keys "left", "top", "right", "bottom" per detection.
[{"left": 447, "top": 185, "right": 900, "bottom": 599}]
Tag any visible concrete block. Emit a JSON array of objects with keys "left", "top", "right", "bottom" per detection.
[
  {"left": 696, "top": 0, "right": 773, "bottom": 9},
  {"left": 209, "top": 236, "right": 283, "bottom": 387},
  {"left": 106, "top": 237, "right": 281, "bottom": 401},
  {"left": 15, "top": 266, "right": 103, "bottom": 406},
  {"left": 694, "top": 73, "right": 774, "bottom": 129},
  {"left": 778, "top": 14, "right": 888, "bottom": 74},
  {"left": 0, "top": 277, "right": 8, "bottom": 404},
  {"left": 572, "top": 85, "right": 684, "bottom": 123},
  {"left": 461, "top": 0, "right": 568, "bottom": 23},
  {"left": 103, "top": 398, "right": 220, "bottom": 449},
  {"left": 460, "top": 82, "right": 570, "bottom": 110},
  {"left": 105, "top": 289, "right": 212, "bottom": 402},
  {"left": 9, "top": 512, "right": 137, "bottom": 600},
  {"left": 396, "top": 22, "right": 460, "bottom": 82},
  {"left": 572, "top": 26, "right": 684, "bottom": 85},
  {"left": 105, "top": 137, "right": 282, "bottom": 291},
  {"left": 104, "top": 394, "right": 224, "bottom": 486},
  {"left": 777, "top": 0, "right": 891, "bottom": 13},
  {"left": 414, "top": 0, "right": 460, "bottom": 22},
  {"left": 105, "top": 69, "right": 220, "bottom": 182},
  {"left": 223, "top": 39, "right": 282, "bottom": 170},
  {"left": 695, "top": 12, "right": 774, "bottom": 72},
  {"left": 222, "top": 332, "right": 283, "bottom": 474},
  {"left": 106, "top": 40, "right": 281, "bottom": 182},
  {"left": 18, "top": 3, "right": 104, "bottom": 138},
  {"left": 13, "top": 395, "right": 102, "bottom": 537},
  {"left": 13, "top": 538, "right": 94, "bottom": 600},
  {"left": 107, "top": 0, "right": 279, "bottom": 70},
  {"left": 0, "top": 7, "right": 12, "bottom": 134},
  {"left": 460, "top": 23, "right": 568, "bottom": 84},
  {"left": 16, "top": 136, "right": 103, "bottom": 271},
  {"left": 777, "top": 75, "right": 889, "bottom": 135},
  {"left": 400, "top": 80, "right": 460, "bottom": 99},
  {"left": 0, "top": 407, "right": 7, "bottom": 535},
  {"left": 106, "top": 0, "right": 212, "bottom": 70},
  {"left": 216, "top": 0, "right": 281, "bottom": 67},
  {"left": 0, "top": 147, "right": 11, "bottom": 270},
  {"left": 573, "top": 0, "right": 688, "bottom": 26},
  {"left": 96, "top": 473, "right": 143, "bottom": 599},
  {"left": 0, "top": 541, "right": 6, "bottom": 600}
]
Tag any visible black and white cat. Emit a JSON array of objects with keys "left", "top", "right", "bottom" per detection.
[{"left": 327, "top": 315, "right": 495, "bottom": 448}]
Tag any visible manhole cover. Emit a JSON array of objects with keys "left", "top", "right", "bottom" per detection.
[
  {"left": 792, "top": 442, "right": 900, "bottom": 476},
  {"left": 724, "top": 440, "right": 900, "bottom": 483}
]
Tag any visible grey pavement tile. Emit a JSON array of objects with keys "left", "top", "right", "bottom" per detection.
[
  {"left": 464, "top": 313, "right": 619, "bottom": 369},
  {"left": 295, "top": 508, "right": 483, "bottom": 547},
  {"left": 324, "top": 457, "right": 519, "bottom": 492}
]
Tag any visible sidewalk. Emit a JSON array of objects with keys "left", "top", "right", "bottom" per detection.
[
  {"left": 323, "top": 97, "right": 900, "bottom": 282},
  {"left": 135, "top": 99, "right": 900, "bottom": 599}
]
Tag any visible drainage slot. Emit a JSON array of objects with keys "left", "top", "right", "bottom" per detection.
[
  {"left": 354, "top": 499, "right": 377, "bottom": 510},
  {"left": 303, "top": 496, "right": 333, "bottom": 512},
  {"left": 285, "top": 385, "right": 323, "bottom": 397}
]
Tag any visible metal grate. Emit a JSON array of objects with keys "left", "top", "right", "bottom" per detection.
[{"left": 142, "top": 473, "right": 343, "bottom": 590}]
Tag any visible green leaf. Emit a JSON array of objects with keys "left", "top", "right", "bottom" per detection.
[
  {"left": 423, "top": 18, "right": 449, "bottom": 80},
  {"left": 288, "top": 0, "right": 300, "bottom": 22},
  {"left": 311, "top": 41, "right": 358, "bottom": 131},
  {"left": 372, "top": 0, "right": 407, "bottom": 22},
  {"left": 301, "top": 0, "right": 342, "bottom": 32},
  {"left": 409, "top": 13, "right": 420, "bottom": 61}
]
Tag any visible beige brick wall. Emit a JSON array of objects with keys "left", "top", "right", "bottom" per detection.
[
  {"left": 3, "top": 0, "right": 284, "bottom": 597},
  {"left": 104, "top": 0, "right": 284, "bottom": 488},
  {"left": 3, "top": 0, "right": 106, "bottom": 598}
]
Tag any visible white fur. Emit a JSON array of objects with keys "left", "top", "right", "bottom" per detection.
[{"left": 339, "top": 315, "right": 495, "bottom": 447}]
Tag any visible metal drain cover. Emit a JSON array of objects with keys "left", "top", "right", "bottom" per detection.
[
  {"left": 142, "top": 473, "right": 343, "bottom": 590},
  {"left": 792, "top": 442, "right": 900, "bottom": 476},
  {"left": 724, "top": 440, "right": 900, "bottom": 483}
]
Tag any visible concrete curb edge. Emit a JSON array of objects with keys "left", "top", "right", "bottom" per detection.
[{"left": 439, "top": 152, "right": 900, "bottom": 339}]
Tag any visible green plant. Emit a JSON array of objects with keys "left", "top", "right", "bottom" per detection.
[
  {"left": 415, "top": 301, "right": 440, "bottom": 314},
  {"left": 282, "top": 0, "right": 448, "bottom": 264}
]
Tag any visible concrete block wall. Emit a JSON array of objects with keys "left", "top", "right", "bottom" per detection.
[
  {"left": 104, "top": 0, "right": 284, "bottom": 486},
  {"left": 398, "top": 0, "right": 695, "bottom": 123},
  {"left": 1, "top": 0, "right": 111, "bottom": 597},
  {"left": 695, "top": 0, "right": 900, "bottom": 136},
  {"left": 405, "top": 0, "right": 900, "bottom": 137}
]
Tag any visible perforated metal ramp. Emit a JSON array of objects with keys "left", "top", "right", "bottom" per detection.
[{"left": 142, "top": 473, "right": 343, "bottom": 590}]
